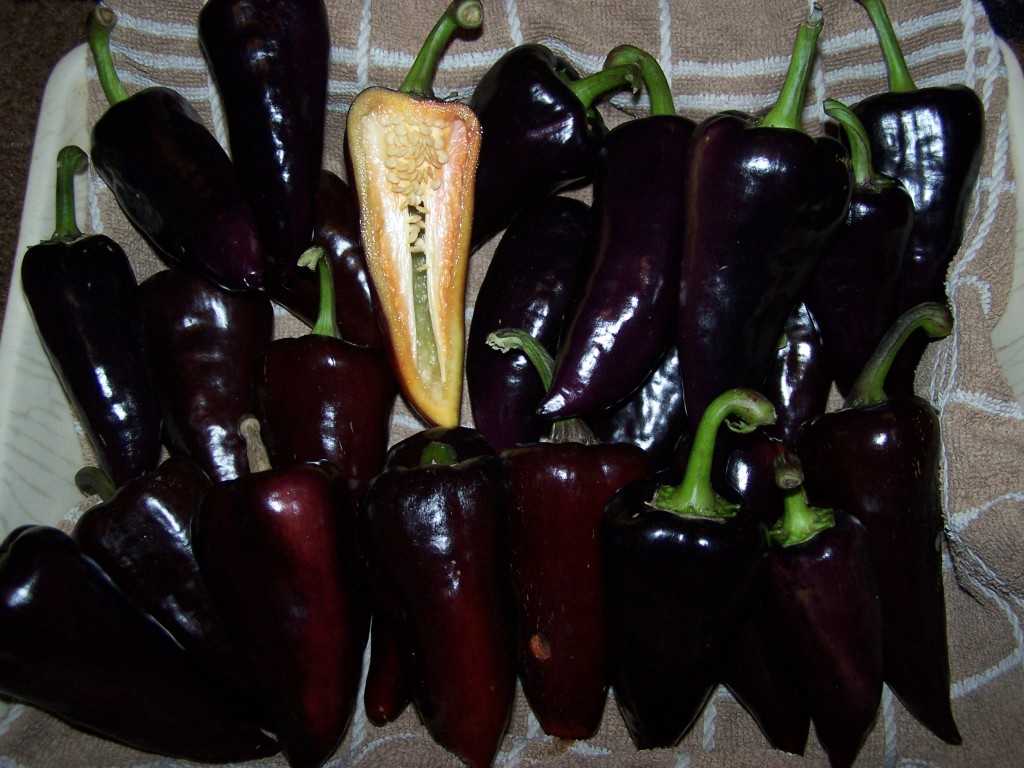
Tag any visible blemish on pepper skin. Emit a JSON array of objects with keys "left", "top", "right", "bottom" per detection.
[{"left": 529, "top": 632, "right": 552, "bottom": 660}]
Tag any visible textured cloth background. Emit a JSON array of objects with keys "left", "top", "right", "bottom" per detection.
[{"left": 1, "top": 0, "right": 1022, "bottom": 765}]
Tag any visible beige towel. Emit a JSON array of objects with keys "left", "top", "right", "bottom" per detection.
[{"left": 3, "top": 0, "right": 1022, "bottom": 765}]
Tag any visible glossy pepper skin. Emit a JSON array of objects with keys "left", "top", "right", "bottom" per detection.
[
  {"left": 602, "top": 389, "right": 774, "bottom": 749},
  {"left": 87, "top": 7, "right": 263, "bottom": 292},
  {"left": 0, "top": 525, "right": 278, "bottom": 763},
  {"left": 140, "top": 268, "right": 274, "bottom": 483},
  {"left": 347, "top": 0, "right": 483, "bottom": 427},
  {"left": 199, "top": 0, "right": 329, "bottom": 288},
  {"left": 468, "top": 44, "right": 608, "bottom": 250},
  {"left": 194, "top": 426, "right": 368, "bottom": 768},
  {"left": 21, "top": 146, "right": 161, "bottom": 487},
  {"left": 541, "top": 48, "right": 694, "bottom": 419},
  {"left": 764, "top": 499, "right": 884, "bottom": 768},
  {"left": 677, "top": 9, "right": 851, "bottom": 430},
  {"left": 466, "top": 195, "right": 593, "bottom": 452},
  {"left": 358, "top": 445, "right": 516, "bottom": 768},
  {"left": 851, "top": 0, "right": 983, "bottom": 395},
  {"left": 71, "top": 458, "right": 256, "bottom": 702},
  {"left": 805, "top": 98, "right": 913, "bottom": 397},
  {"left": 255, "top": 250, "right": 396, "bottom": 507},
  {"left": 797, "top": 303, "right": 961, "bottom": 746},
  {"left": 267, "top": 170, "right": 384, "bottom": 349},
  {"left": 361, "top": 425, "right": 496, "bottom": 727}
]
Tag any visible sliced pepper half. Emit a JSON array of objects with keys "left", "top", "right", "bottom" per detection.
[{"left": 347, "top": 0, "right": 482, "bottom": 427}]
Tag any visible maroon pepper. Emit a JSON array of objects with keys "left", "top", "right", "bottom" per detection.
[
  {"left": 358, "top": 438, "right": 515, "bottom": 768},
  {"left": 489, "top": 328, "right": 653, "bottom": 739},
  {"left": 87, "top": 7, "right": 264, "bottom": 292},
  {"left": 199, "top": 0, "right": 329, "bottom": 287},
  {"left": 20, "top": 146, "right": 161, "bottom": 487},
  {"left": 466, "top": 195, "right": 593, "bottom": 452},
  {"left": 677, "top": 7, "right": 851, "bottom": 430},
  {"left": 140, "top": 267, "right": 274, "bottom": 483},
  {"left": 540, "top": 47, "right": 694, "bottom": 419},
  {"left": 267, "top": 170, "right": 384, "bottom": 349},
  {"left": 193, "top": 417, "right": 368, "bottom": 768},
  {"left": 0, "top": 525, "right": 278, "bottom": 762},
  {"left": 602, "top": 389, "right": 774, "bottom": 748},
  {"left": 797, "top": 302, "right": 961, "bottom": 745},
  {"left": 255, "top": 248, "right": 396, "bottom": 507}
]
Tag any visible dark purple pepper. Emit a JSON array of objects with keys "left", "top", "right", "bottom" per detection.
[
  {"left": 20, "top": 146, "right": 161, "bottom": 487},
  {"left": 199, "top": 0, "right": 329, "bottom": 287},
  {"left": 805, "top": 98, "right": 913, "bottom": 397},
  {"left": 467, "top": 195, "right": 593, "bottom": 452},
  {"left": 194, "top": 422, "right": 368, "bottom": 768},
  {"left": 268, "top": 170, "right": 384, "bottom": 349},
  {"left": 140, "top": 268, "right": 274, "bottom": 483},
  {"left": 798, "top": 303, "right": 961, "bottom": 746},
  {"left": 602, "top": 389, "right": 773, "bottom": 748},
  {"left": 850, "top": 0, "right": 983, "bottom": 395},
  {"left": 0, "top": 525, "right": 278, "bottom": 762},
  {"left": 87, "top": 7, "right": 264, "bottom": 292},
  {"left": 677, "top": 10, "right": 851, "bottom": 430},
  {"left": 541, "top": 48, "right": 694, "bottom": 419}
]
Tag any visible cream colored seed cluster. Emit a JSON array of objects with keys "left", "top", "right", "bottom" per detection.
[{"left": 379, "top": 113, "right": 452, "bottom": 261}]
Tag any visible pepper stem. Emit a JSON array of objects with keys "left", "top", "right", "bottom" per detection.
[
  {"left": 758, "top": 4, "right": 823, "bottom": 131},
  {"left": 51, "top": 145, "right": 88, "bottom": 243},
  {"left": 87, "top": 5, "right": 130, "bottom": 107},
  {"left": 420, "top": 440, "right": 459, "bottom": 466},
  {"left": 399, "top": 0, "right": 483, "bottom": 98},
  {"left": 75, "top": 466, "right": 118, "bottom": 501},
  {"left": 855, "top": 0, "right": 917, "bottom": 93},
  {"left": 486, "top": 327, "right": 598, "bottom": 445},
  {"left": 652, "top": 388, "right": 776, "bottom": 518},
  {"left": 844, "top": 302, "right": 953, "bottom": 408},
  {"left": 567, "top": 64, "right": 643, "bottom": 113},
  {"left": 769, "top": 484, "right": 835, "bottom": 548},
  {"left": 823, "top": 98, "right": 877, "bottom": 187},
  {"left": 239, "top": 415, "right": 272, "bottom": 473},
  {"left": 602, "top": 45, "right": 675, "bottom": 116},
  {"left": 298, "top": 247, "right": 341, "bottom": 340}
]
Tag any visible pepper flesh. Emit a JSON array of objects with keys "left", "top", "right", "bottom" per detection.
[{"left": 348, "top": 88, "right": 480, "bottom": 427}]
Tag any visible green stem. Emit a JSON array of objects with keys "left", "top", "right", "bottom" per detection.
[
  {"left": 486, "top": 328, "right": 598, "bottom": 445},
  {"left": 845, "top": 302, "right": 953, "bottom": 408},
  {"left": 75, "top": 466, "right": 118, "bottom": 501},
  {"left": 774, "top": 449, "right": 804, "bottom": 491},
  {"left": 420, "top": 440, "right": 460, "bottom": 466},
  {"left": 52, "top": 146, "right": 88, "bottom": 242},
  {"left": 399, "top": 0, "right": 483, "bottom": 98},
  {"left": 87, "top": 5, "right": 130, "bottom": 106},
  {"left": 856, "top": 0, "right": 917, "bottom": 93},
  {"left": 823, "top": 98, "right": 877, "bottom": 188},
  {"left": 602, "top": 45, "right": 675, "bottom": 116},
  {"left": 769, "top": 484, "right": 835, "bottom": 548},
  {"left": 652, "top": 388, "right": 776, "bottom": 518},
  {"left": 298, "top": 247, "right": 341, "bottom": 339},
  {"left": 567, "top": 64, "right": 643, "bottom": 113},
  {"left": 758, "top": 4, "right": 823, "bottom": 130}
]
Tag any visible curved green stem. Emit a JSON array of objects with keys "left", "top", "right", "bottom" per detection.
[
  {"left": 769, "top": 484, "right": 834, "bottom": 548},
  {"left": 568, "top": 64, "right": 643, "bottom": 113},
  {"left": 400, "top": 0, "right": 483, "bottom": 98},
  {"left": 845, "top": 302, "right": 953, "bottom": 408},
  {"left": 603, "top": 45, "right": 675, "bottom": 116},
  {"left": 758, "top": 4, "right": 823, "bottom": 130},
  {"left": 52, "top": 146, "right": 88, "bottom": 242},
  {"left": 298, "top": 247, "right": 341, "bottom": 339},
  {"left": 486, "top": 327, "right": 599, "bottom": 445},
  {"left": 823, "top": 98, "right": 878, "bottom": 188},
  {"left": 856, "top": 0, "right": 916, "bottom": 93},
  {"left": 88, "top": 5, "right": 130, "bottom": 107},
  {"left": 652, "top": 388, "right": 776, "bottom": 518},
  {"left": 75, "top": 466, "right": 118, "bottom": 501},
  {"left": 420, "top": 440, "right": 459, "bottom": 466}
]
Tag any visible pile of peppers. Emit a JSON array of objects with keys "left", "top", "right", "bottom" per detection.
[{"left": 3, "top": 0, "right": 983, "bottom": 766}]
